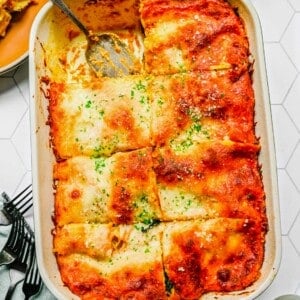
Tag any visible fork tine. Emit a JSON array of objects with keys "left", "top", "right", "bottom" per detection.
[
  {"left": 0, "top": 217, "right": 25, "bottom": 266},
  {"left": 18, "top": 233, "right": 33, "bottom": 267},
  {"left": 1, "top": 185, "right": 33, "bottom": 225},
  {"left": 4, "top": 185, "right": 32, "bottom": 215},
  {"left": 15, "top": 195, "right": 33, "bottom": 216},
  {"left": 11, "top": 184, "right": 32, "bottom": 205},
  {"left": 6, "top": 217, "right": 24, "bottom": 251}
]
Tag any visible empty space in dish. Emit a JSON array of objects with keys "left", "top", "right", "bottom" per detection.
[{"left": 29, "top": 1, "right": 281, "bottom": 299}]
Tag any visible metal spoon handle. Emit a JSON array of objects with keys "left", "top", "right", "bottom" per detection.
[{"left": 51, "top": 0, "right": 90, "bottom": 36}]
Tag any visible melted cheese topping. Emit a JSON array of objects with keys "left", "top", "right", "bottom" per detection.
[
  {"left": 154, "top": 141, "right": 266, "bottom": 222},
  {"left": 48, "top": 0, "right": 268, "bottom": 299},
  {"left": 150, "top": 70, "right": 257, "bottom": 147},
  {"left": 54, "top": 224, "right": 166, "bottom": 299},
  {"left": 141, "top": 0, "right": 249, "bottom": 75},
  {"left": 54, "top": 148, "right": 162, "bottom": 225},
  {"left": 48, "top": 76, "right": 151, "bottom": 158},
  {"left": 163, "top": 218, "right": 265, "bottom": 299}
]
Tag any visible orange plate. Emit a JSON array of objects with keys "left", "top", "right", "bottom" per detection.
[{"left": 0, "top": 0, "right": 48, "bottom": 73}]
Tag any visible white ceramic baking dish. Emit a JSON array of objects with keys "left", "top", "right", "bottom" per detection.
[{"left": 29, "top": 1, "right": 281, "bottom": 299}]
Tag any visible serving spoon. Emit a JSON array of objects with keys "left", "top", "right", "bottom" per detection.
[{"left": 51, "top": 0, "right": 134, "bottom": 77}]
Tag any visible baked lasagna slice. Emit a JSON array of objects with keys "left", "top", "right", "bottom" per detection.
[
  {"left": 54, "top": 148, "right": 162, "bottom": 226},
  {"left": 140, "top": 0, "right": 249, "bottom": 76},
  {"left": 150, "top": 70, "right": 257, "bottom": 147},
  {"left": 0, "top": 2, "right": 11, "bottom": 37},
  {"left": 53, "top": 223, "right": 167, "bottom": 300},
  {"left": 162, "top": 218, "right": 265, "bottom": 299},
  {"left": 153, "top": 141, "right": 266, "bottom": 223},
  {"left": 48, "top": 76, "right": 151, "bottom": 159},
  {"left": 0, "top": 0, "right": 33, "bottom": 37}
]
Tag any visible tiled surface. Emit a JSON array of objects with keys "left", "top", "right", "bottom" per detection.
[{"left": 0, "top": 0, "right": 300, "bottom": 299}]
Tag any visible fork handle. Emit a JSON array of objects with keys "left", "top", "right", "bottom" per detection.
[{"left": 4, "top": 278, "right": 23, "bottom": 300}]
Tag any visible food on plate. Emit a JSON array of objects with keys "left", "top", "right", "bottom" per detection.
[
  {"left": 0, "top": 0, "right": 33, "bottom": 37},
  {"left": 40, "top": 0, "right": 268, "bottom": 298}
]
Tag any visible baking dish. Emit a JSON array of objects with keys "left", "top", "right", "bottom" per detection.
[{"left": 29, "top": 1, "right": 281, "bottom": 299}]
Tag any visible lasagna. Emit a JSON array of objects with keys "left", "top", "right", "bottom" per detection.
[
  {"left": 47, "top": 0, "right": 268, "bottom": 299},
  {"left": 0, "top": 0, "right": 33, "bottom": 37}
]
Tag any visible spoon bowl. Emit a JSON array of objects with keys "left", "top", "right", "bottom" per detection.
[{"left": 51, "top": 0, "right": 134, "bottom": 77}]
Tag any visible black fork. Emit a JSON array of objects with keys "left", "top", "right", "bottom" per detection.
[
  {"left": 0, "top": 216, "right": 25, "bottom": 265},
  {"left": 22, "top": 242, "right": 43, "bottom": 300},
  {"left": 0, "top": 184, "right": 33, "bottom": 225},
  {"left": 4, "top": 232, "right": 34, "bottom": 300}
]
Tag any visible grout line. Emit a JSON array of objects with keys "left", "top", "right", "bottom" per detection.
[
  {"left": 278, "top": 8, "right": 296, "bottom": 42},
  {"left": 280, "top": 35, "right": 300, "bottom": 73},
  {"left": 282, "top": 94, "right": 300, "bottom": 135},
  {"left": 288, "top": 234, "right": 300, "bottom": 257},
  {"left": 285, "top": 140, "right": 300, "bottom": 194}
]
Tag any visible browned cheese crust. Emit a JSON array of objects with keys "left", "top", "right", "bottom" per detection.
[{"left": 47, "top": 0, "right": 268, "bottom": 299}]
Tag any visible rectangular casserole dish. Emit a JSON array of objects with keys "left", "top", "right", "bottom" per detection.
[{"left": 29, "top": 1, "right": 281, "bottom": 299}]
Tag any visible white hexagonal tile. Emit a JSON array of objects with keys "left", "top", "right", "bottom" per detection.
[
  {"left": 257, "top": 236, "right": 300, "bottom": 299},
  {"left": 290, "top": 212, "right": 300, "bottom": 254},
  {"left": 0, "top": 140, "right": 26, "bottom": 195},
  {"left": 277, "top": 169, "right": 300, "bottom": 235},
  {"left": 15, "top": 171, "right": 32, "bottom": 192},
  {"left": 271, "top": 105, "right": 299, "bottom": 168},
  {"left": 0, "top": 78, "right": 28, "bottom": 138},
  {"left": 264, "top": 43, "right": 297, "bottom": 104},
  {"left": 288, "top": 0, "right": 300, "bottom": 11},
  {"left": 281, "top": 14, "right": 300, "bottom": 71},
  {"left": 14, "top": 60, "right": 30, "bottom": 103},
  {"left": 250, "top": 0, "right": 294, "bottom": 42},
  {"left": 11, "top": 110, "right": 31, "bottom": 171},
  {"left": 287, "top": 143, "right": 300, "bottom": 191},
  {"left": 284, "top": 75, "right": 300, "bottom": 132}
]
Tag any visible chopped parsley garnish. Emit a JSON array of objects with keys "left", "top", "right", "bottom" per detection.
[
  {"left": 85, "top": 99, "right": 92, "bottom": 108},
  {"left": 134, "top": 218, "right": 160, "bottom": 233},
  {"left": 94, "top": 157, "right": 106, "bottom": 174}
]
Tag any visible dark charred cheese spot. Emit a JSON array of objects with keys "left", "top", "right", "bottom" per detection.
[
  {"left": 217, "top": 268, "right": 231, "bottom": 282},
  {"left": 111, "top": 187, "right": 133, "bottom": 224},
  {"left": 167, "top": 236, "right": 204, "bottom": 298},
  {"left": 154, "top": 157, "right": 193, "bottom": 184},
  {"left": 203, "top": 105, "right": 227, "bottom": 119},
  {"left": 202, "top": 148, "right": 220, "bottom": 170},
  {"left": 70, "top": 189, "right": 81, "bottom": 199},
  {"left": 67, "top": 30, "right": 80, "bottom": 40},
  {"left": 230, "top": 145, "right": 258, "bottom": 159}
]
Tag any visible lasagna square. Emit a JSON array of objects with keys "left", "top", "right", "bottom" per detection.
[
  {"left": 54, "top": 223, "right": 166, "bottom": 299},
  {"left": 150, "top": 70, "right": 257, "bottom": 147},
  {"left": 48, "top": 76, "right": 151, "bottom": 159},
  {"left": 153, "top": 141, "right": 266, "bottom": 223},
  {"left": 54, "top": 148, "right": 162, "bottom": 225},
  {"left": 162, "top": 218, "right": 265, "bottom": 299},
  {"left": 140, "top": 0, "right": 250, "bottom": 75}
]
